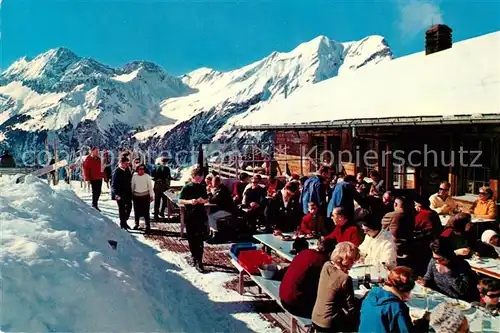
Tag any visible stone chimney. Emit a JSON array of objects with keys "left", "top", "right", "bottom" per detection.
[{"left": 425, "top": 24, "right": 452, "bottom": 55}]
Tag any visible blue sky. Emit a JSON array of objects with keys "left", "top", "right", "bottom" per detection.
[{"left": 1, "top": 0, "right": 499, "bottom": 76}]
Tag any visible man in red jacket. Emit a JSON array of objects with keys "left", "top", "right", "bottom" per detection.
[
  {"left": 83, "top": 146, "right": 104, "bottom": 211},
  {"left": 325, "top": 207, "right": 362, "bottom": 246}
]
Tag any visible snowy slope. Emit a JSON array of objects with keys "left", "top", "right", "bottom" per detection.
[
  {"left": 155, "top": 35, "right": 391, "bottom": 133},
  {"left": 134, "top": 35, "right": 392, "bottom": 161},
  {"left": 0, "top": 176, "right": 269, "bottom": 332}
]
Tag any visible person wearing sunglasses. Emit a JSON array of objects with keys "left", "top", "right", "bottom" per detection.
[
  {"left": 467, "top": 186, "right": 497, "bottom": 220},
  {"left": 418, "top": 238, "right": 479, "bottom": 303},
  {"left": 429, "top": 181, "right": 457, "bottom": 215}
]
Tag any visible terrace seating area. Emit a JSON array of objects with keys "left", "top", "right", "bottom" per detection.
[{"left": 158, "top": 163, "right": 499, "bottom": 332}]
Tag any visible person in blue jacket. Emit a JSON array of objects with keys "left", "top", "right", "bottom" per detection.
[
  {"left": 359, "top": 266, "right": 429, "bottom": 333},
  {"left": 327, "top": 175, "right": 365, "bottom": 219},
  {"left": 301, "top": 166, "right": 330, "bottom": 216}
]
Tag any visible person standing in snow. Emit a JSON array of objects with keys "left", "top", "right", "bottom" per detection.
[
  {"left": 102, "top": 149, "right": 112, "bottom": 189},
  {"left": 131, "top": 163, "right": 154, "bottom": 233},
  {"left": 83, "top": 146, "right": 104, "bottom": 211},
  {"left": 178, "top": 165, "right": 209, "bottom": 273},
  {"left": 0, "top": 150, "right": 16, "bottom": 168},
  {"left": 111, "top": 157, "right": 133, "bottom": 229},
  {"left": 152, "top": 157, "right": 171, "bottom": 220}
]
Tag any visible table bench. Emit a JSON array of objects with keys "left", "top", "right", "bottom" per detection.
[{"left": 230, "top": 258, "right": 312, "bottom": 333}]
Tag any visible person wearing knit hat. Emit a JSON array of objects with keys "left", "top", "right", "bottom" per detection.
[{"left": 430, "top": 302, "right": 469, "bottom": 333}]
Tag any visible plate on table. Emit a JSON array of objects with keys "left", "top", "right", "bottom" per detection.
[
  {"left": 305, "top": 234, "right": 315, "bottom": 239},
  {"left": 281, "top": 235, "right": 293, "bottom": 241},
  {"left": 410, "top": 308, "right": 426, "bottom": 321},
  {"left": 449, "top": 300, "right": 472, "bottom": 313},
  {"left": 411, "top": 287, "right": 433, "bottom": 298}
]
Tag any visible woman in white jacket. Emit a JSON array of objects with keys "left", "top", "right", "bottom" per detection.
[
  {"left": 131, "top": 164, "right": 154, "bottom": 232},
  {"left": 358, "top": 216, "right": 397, "bottom": 269}
]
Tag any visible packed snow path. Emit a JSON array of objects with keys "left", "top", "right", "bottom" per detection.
[{"left": 0, "top": 176, "right": 281, "bottom": 332}]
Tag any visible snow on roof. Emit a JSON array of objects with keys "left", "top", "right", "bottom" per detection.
[{"left": 238, "top": 31, "right": 500, "bottom": 129}]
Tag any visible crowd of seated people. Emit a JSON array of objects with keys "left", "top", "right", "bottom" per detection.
[
  {"left": 274, "top": 234, "right": 497, "bottom": 332},
  {"left": 166, "top": 160, "right": 499, "bottom": 331},
  {"left": 203, "top": 167, "right": 497, "bottom": 255},
  {"left": 199, "top": 167, "right": 498, "bottom": 332}
]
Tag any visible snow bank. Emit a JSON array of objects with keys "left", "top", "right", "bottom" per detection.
[{"left": 0, "top": 176, "right": 253, "bottom": 332}]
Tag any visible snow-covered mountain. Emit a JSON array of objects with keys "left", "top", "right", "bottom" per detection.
[
  {"left": 0, "top": 35, "right": 392, "bottom": 165},
  {"left": 135, "top": 35, "right": 392, "bottom": 158},
  {"left": 0, "top": 48, "right": 193, "bottom": 163}
]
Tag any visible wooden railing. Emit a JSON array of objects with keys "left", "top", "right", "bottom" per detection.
[{"left": 208, "top": 162, "right": 269, "bottom": 179}]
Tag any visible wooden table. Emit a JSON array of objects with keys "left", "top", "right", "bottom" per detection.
[
  {"left": 439, "top": 215, "right": 496, "bottom": 226},
  {"left": 230, "top": 258, "right": 312, "bottom": 332},
  {"left": 466, "top": 258, "right": 500, "bottom": 280},
  {"left": 253, "top": 233, "right": 318, "bottom": 261}
]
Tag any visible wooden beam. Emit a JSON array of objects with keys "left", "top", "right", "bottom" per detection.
[{"left": 385, "top": 142, "right": 391, "bottom": 190}]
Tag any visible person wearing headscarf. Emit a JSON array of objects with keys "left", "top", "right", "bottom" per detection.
[{"left": 473, "top": 229, "right": 500, "bottom": 258}]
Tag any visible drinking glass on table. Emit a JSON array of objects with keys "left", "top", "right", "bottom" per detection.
[
  {"left": 481, "top": 311, "right": 492, "bottom": 330},
  {"left": 364, "top": 266, "right": 371, "bottom": 286},
  {"left": 424, "top": 288, "right": 433, "bottom": 311}
]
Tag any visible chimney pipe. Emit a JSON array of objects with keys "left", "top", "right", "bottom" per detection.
[{"left": 425, "top": 24, "right": 453, "bottom": 55}]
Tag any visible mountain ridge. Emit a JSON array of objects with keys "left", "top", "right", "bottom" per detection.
[{"left": 0, "top": 34, "right": 393, "bottom": 165}]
